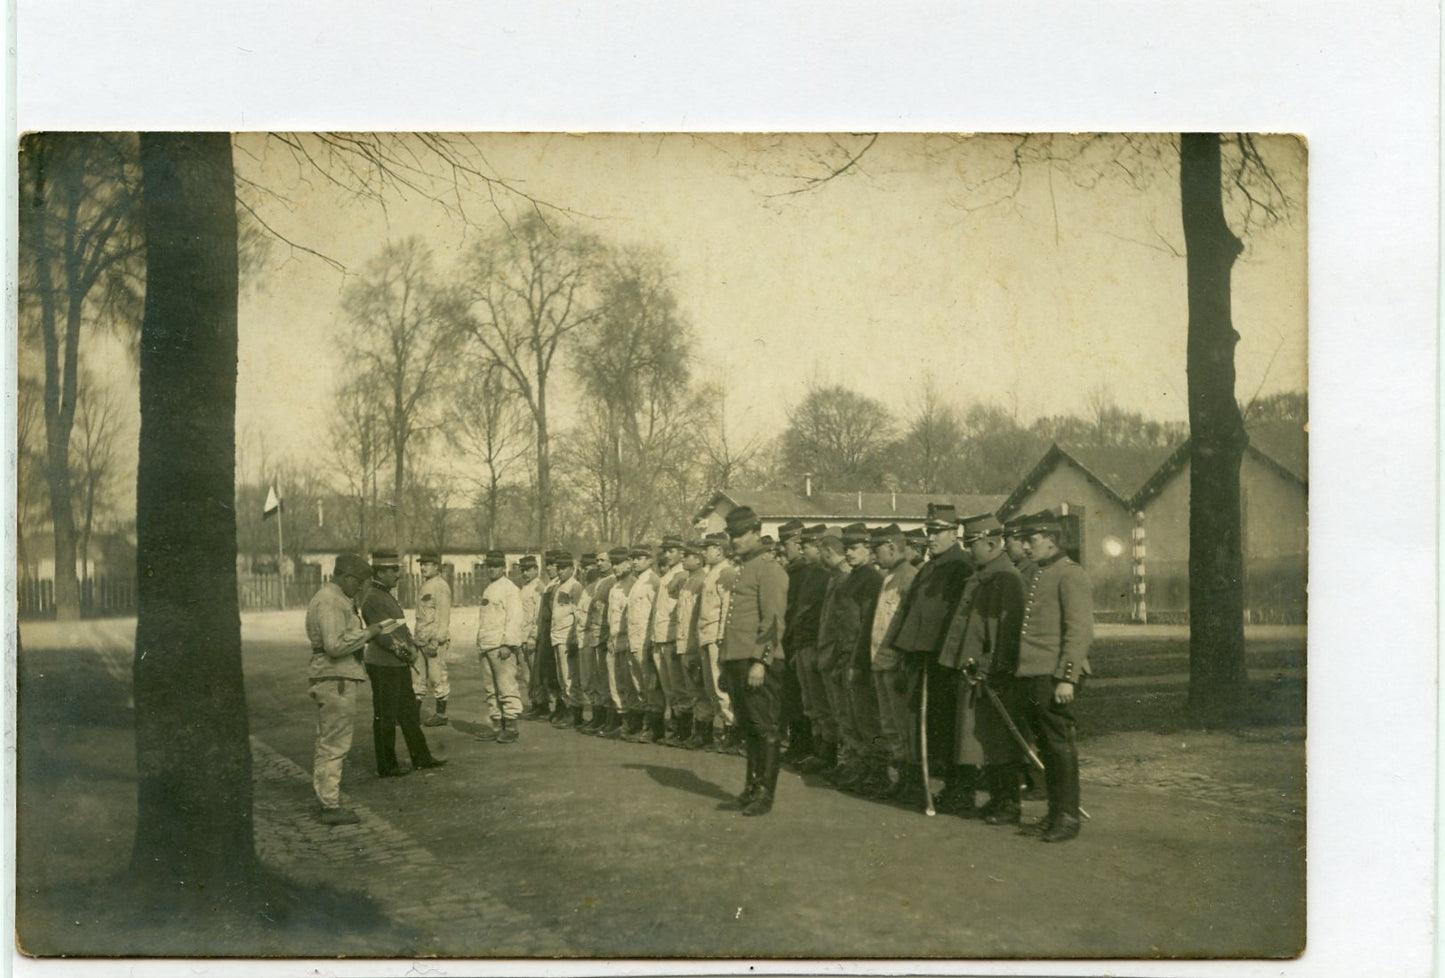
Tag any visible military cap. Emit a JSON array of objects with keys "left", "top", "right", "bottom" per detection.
[
  {"left": 841, "top": 522, "right": 871, "bottom": 546},
  {"left": 725, "top": 506, "right": 763, "bottom": 536},
  {"left": 960, "top": 513, "right": 1005, "bottom": 542},
  {"left": 776, "top": 518, "right": 806, "bottom": 542},
  {"left": 333, "top": 553, "right": 372, "bottom": 579},
  {"left": 1024, "top": 509, "right": 1064, "bottom": 536},
  {"left": 484, "top": 550, "right": 508, "bottom": 568},
  {"left": 547, "top": 550, "right": 574, "bottom": 567},
  {"left": 801, "top": 523, "right": 828, "bottom": 543},
  {"left": 580, "top": 552, "right": 598, "bottom": 567},
  {"left": 905, "top": 527, "right": 927, "bottom": 542},
  {"left": 417, "top": 551, "right": 441, "bottom": 565},
  {"left": 869, "top": 523, "right": 904, "bottom": 548},
  {"left": 660, "top": 533, "right": 686, "bottom": 550},
  {"left": 518, "top": 555, "right": 538, "bottom": 570},
  {"left": 629, "top": 543, "right": 653, "bottom": 559},
  {"left": 607, "top": 545, "right": 631, "bottom": 563},
  {"left": 369, "top": 548, "right": 401, "bottom": 568},
  {"left": 923, "top": 502, "right": 959, "bottom": 531},
  {"left": 703, "top": 532, "right": 730, "bottom": 549},
  {"left": 682, "top": 539, "right": 705, "bottom": 556},
  {"left": 1003, "top": 514, "right": 1032, "bottom": 538}
]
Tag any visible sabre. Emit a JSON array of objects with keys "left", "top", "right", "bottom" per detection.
[
  {"left": 979, "top": 679, "right": 1090, "bottom": 821},
  {"left": 919, "top": 663, "right": 935, "bottom": 817}
]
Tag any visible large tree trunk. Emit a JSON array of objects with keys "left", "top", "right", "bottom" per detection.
[
  {"left": 131, "top": 132, "right": 256, "bottom": 891},
  {"left": 535, "top": 385, "right": 551, "bottom": 550},
  {"left": 1180, "top": 133, "right": 1249, "bottom": 721}
]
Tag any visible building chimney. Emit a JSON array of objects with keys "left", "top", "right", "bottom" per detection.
[
  {"left": 804, "top": 472, "right": 813, "bottom": 498},
  {"left": 891, "top": 490, "right": 896, "bottom": 512},
  {"left": 857, "top": 489, "right": 863, "bottom": 511}
]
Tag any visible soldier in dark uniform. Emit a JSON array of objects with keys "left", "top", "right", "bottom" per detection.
[
  {"left": 1016, "top": 511, "right": 1093, "bottom": 842},
  {"left": 938, "top": 514, "right": 1025, "bottom": 822},
  {"left": 905, "top": 527, "right": 928, "bottom": 568},
  {"left": 880, "top": 503, "right": 972, "bottom": 810},
  {"left": 358, "top": 550, "right": 446, "bottom": 777},
  {"left": 780, "top": 520, "right": 829, "bottom": 769},
  {"left": 720, "top": 506, "right": 791, "bottom": 816}
]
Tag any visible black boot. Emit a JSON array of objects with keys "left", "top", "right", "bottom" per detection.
[
  {"left": 621, "top": 710, "right": 645, "bottom": 742},
  {"left": 737, "top": 737, "right": 760, "bottom": 807},
  {"left": 798, "top": 738, "right": 838, "bottom": 774},
  {"left": 666, "top": 712, "right": 693, "bottom": 747},
  {"left": 743, "top": 739, "right": 781, "bottom": 816},
  {"left": 602, "top": 707, "right": 627, "bottom": 739},
  {"left": 892, "top": 762, "right": 933, "bottom": 811},
  {"left": 936, "top": 765, "right": 980, "bottom": 818},
  {"left": 683, "top": 716, "right": 710, "bottom": 750},
  {"left": 1019, "top": 757, "right": 1060, "bottom": 836},
  {"left": 782, "top": 719, "right": 813, "bottom": 768},
  {"left": 984, "top": 764, "right": 1023, "bottom": 826}
]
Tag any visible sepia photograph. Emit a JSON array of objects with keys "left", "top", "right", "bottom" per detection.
[{"left": 14, "top": 130, "right": 1310, "bottom": 960}]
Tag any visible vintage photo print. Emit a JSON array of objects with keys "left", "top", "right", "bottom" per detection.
[{"left": 16, "top": 131, "right": 1307, "bottom": 961}]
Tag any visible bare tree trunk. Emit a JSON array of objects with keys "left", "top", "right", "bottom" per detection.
[
  {"left": 535, "top": 385, "right": 551, "bottom": 550},
  {"left": 1180, "top": 133, "right": 1249, "bottom": 722},
  {"left": 131, "top": 132, "right": 256, "bottom": 891}
]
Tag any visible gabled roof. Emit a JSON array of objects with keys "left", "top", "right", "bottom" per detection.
[
  {"left": 998, "top": 442, "right": 1179, "bottom": 517},
  {"left": 694, "top": 489, "right": 1008, "bottom": 523},
  {"left": 1130, "top": 420, "right": 1308, "bottom": 506}
]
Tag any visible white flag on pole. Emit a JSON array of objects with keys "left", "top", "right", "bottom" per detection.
[{"left": 263, "top": 485, "right": 283, "bottom": 518}]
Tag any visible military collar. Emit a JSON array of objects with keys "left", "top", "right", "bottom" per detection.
[
  {"left": 1037, "top": 551, "right": 1069, "bottom": 568},
  {"left": 977, "top": 550, "right": 1013, "bottom": 576}
]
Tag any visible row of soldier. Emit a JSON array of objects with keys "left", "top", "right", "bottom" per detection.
[{"left": 306, "top": 503, "right": 1092, "bottom": 840}]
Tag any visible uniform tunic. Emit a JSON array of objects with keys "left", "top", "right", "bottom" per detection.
[
  {"left": 627, "top": 568, "right": 663, "bottom": 712},
  {"left": 411, "top": 573, "right": 452, "bottom": 701},
  {"left": 305, "top": 580, "right": 370, "bottom": 808},
  {"left": 476, "top": 574, "right": 525, "bottom": 721},
  {"left": 938, "top": 549, "right": 1024, "bottom": 766},
  {"left": 359, "top": 578, "right": 435, "bottom": 774},
  {"left": 550, "top": 575, "right": 584, "bottom": 706},
  {"left": 697, "top": 561, "right": 738, "bottom": 726},
  {"left": 721, "top": 547, "right": 791, "bottom": 741}
]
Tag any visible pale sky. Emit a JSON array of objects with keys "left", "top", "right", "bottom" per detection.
[{"left": 231, "top": 133, "right": 1306, "bottom": 482}]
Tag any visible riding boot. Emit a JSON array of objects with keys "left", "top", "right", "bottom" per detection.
[
  {"left": 602, "top": 707, "right": 627, "bottom": 740},
  {"left": 984, "top": 763, "right": 1023, "bottom": 825},
  {"left": 737, "top": 737, "right": 760, "bottom": 807},
  {"left": 742, "top": 739, "right": 781, "bottom": 816},
  {"left": 683, "top": 716, "right": 709, "bottom": 750},
  {"left": 621, "top": 710, "right": 645, "bottom": 742}
]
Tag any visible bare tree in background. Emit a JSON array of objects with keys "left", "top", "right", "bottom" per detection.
[
  {"left": 341, "top": 237, "right": 455, "bottom": 555},
  {"left": 452, "top": 213, "right": 605, "bottom": 551},
  {"left": 696, "top": 382, "right": 765, "bottom": 492},
  {"left": 450, "top": 359, "right": 532, "bottom": 551},
  {"left": 71, "top": 372, "right": 123, "bottom": 596},
  {"left": 896, "top": 373, "right": 968, "bottom": 493},
  {"left": 18, "top": 133, "right": 144, "bottom": 620},
  {"left": 327, "top": 376, "right": 394, "bottom": 557},
  {"left": 782, "top": 383, "right": 896, "bottom": 492},
  {"left": 16, "top": 374, "right": 49, "bottom": 574},
  {"left": 764, "top": 131, "right": 1297, "bottom": 723}
]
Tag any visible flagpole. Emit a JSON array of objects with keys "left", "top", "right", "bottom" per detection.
[{"left": 275, "top": 486, "right": 285, "bottom": 611}]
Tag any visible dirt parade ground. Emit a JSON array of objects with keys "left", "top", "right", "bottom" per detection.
[{"left": 16, "top": 610, "right": 1305, "bottom": 960}]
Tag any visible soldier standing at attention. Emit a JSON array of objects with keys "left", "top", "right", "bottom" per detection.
[
  {"left": 306, "top": 552, "right": 394, "bottom": 825},
  {"left": 517, "top": 556, "right": 541, "bottom": 715},
  {"left": 866, "top": 525, "right": 917, "bottom": 799},
  {"left": 696, "top": 532, "right": 740, "bottom": 754},
  {"left": 650, "top": 535, "right": 691, "bottom": 746},
  {"left": 412, "top": 552, "right": 453, "bottom": 727},
  {"left": 1016, "top": 512, "right": 1093, "bottom": 842},
  {"left": 780, "top": 520, "right": 829, "bottom": 769},
  {"left": 881, "top": 504, "right": 971, "bottom": 810},
  {"left": 548, "top": 551, "right": 585, "bottom": 729},
  {"left": 675, "top": 541, "right": 711, "bottom": 749},
  {"left": 937, "top": 514, "right": 1025, "bottom": 821},
  {"left": 905, "top": 528, "right": 928, "bottom": 569},
  {"left": 794, "top": 524, "right": 838, "bottom": 772},
  {"left": 719, "top": 506, "right": 791, "bottom": 816},
  {"left": 359, "top": 550, "right": 446, "bottom": 777},
  {"left": 530, "top": 555, "right": 563, "bottom": 723},
  {"left": 624, "top": 544, "right": 664, "bottom": 743},
  {"left": 475, "top": 551, "right": 525, "bottom": 743},
  {"left": 603, "top": 547, "right": 639, "bottom": 740},
  {"left": 574, "top": 552, "right": 605, "bottom": 734},
  {"left": 836, "top": 524, "right": 885, "bottom": 794}
]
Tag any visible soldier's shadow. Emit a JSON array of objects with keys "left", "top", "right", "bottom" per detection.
[{"left": 620, "top": 762, "right": 735, "bottom": 803}]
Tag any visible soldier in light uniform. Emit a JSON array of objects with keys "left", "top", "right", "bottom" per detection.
[
  {"left": 1015, "top": 511, "right": 1093, "bottom": 842},
  {"left": 475, "top": 550, "right": 524, "bottom": 744},
  {"left": 412, "top": 552, "right": 453, "bottom": 727},
  {"left": 624, "top": 544, "right": 664, "bottom": 743},
  {"left": 650, "top": 535, "right": 691, "bottom": 745},
  {"left": 306, "top": 552, "right": 393, "bottom": 825},
  {"left": 719, "top": 506, "right": 791, "bottom": 816},
  {"left": 595, "top": 546, "right": 630, "bottom": 738},
  {"left": 866, "top": 525, "right": 917, "bottom": 798},
  {"left": 517, "top": 556, "right": 541, "bottom": 715},
  {"left": 603, "top": 547, "right": 639, "bottom": 740},
  {"left": 574, "top": 552, "right": 606, "bottom": 733},
  {"left": 547, "top": 550, "right": 585, "bottom": 729},
  {"left": 674, "top": 541, "right": 710, "bottom": 749},
  {"left": 696, "top": 532, "right": 740, "bottom": 753}
]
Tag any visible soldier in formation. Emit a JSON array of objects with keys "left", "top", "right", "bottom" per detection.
[{"left": 303, "top": 506, "right": 1088, "bottom": 838}]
